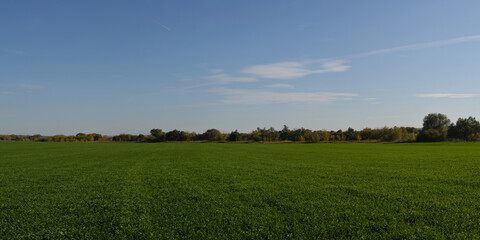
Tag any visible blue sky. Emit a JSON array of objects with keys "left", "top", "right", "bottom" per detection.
[{"left": 1, "top": 1, "right": 480, "bottom": 135}]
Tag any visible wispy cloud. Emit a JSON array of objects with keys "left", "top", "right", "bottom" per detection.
[
  {"left": 364, "top": 97, "right": 380, "bottom": 104},
  {"left": 212, "top": 88, "right": 357, "bottom": 104},
  {"left": 201, "top": 34, "right": 480, "bottom": 96},
  {"left": 1, "top": 91, "right": 15, "bottom": 95},
  {"left": 242, "top": 60, "right": 350, "bottom": 80},
  {"left": 416, "top": 93, "right": 476, "bottom": 99},
  {"left": 348, "top": 35, "right": 480, "bottom": 59},
  {"left": 1, "top": 48, "right": 24, "bottom": 55},
  {"left": 266, "top": 84, "right": 294, "bottom": 89},
  {"left": 154, "top": 21, "right": 171, "bottom": 31},
  {"left": 209, "top": 69, "right": 224, "bottom": 73},
  {"left": 204, "top": 74, "right": 257, "bottom": 84},
  {"left": 20, "top": 84, "right": 44, "bottom": 90},
  {"left": 297, "top": 24, "right": 310, "bottom": 31}
]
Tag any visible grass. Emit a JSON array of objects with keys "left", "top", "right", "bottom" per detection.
[{"left": 1, "top": 142, "right": 479, "bottom": 239}]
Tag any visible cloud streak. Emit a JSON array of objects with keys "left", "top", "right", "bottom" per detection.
[
  {"left": 1, "top": 48, "right": 24, "bottom": 54},
  {"left": 209, "top": 69, "right": 224, "bottom": 73},
  {"left": 154, "top": 21, "right": 171, "bottom": 31},
  {"left": 364, "top": 97, "right": 380, "bottom": 104},
  {"left": 416, "top": 93, "right": 476, "bottom": 99},
  {"left": 348, "top": 35, "right": 480, "bottom": 59},
  {"left": 212, "top": 88, "right": 357, "bottom": 104},
  {"left": 204, "top": 74, "right": 257, "bottom": 84},
  {"left": 242, "top": 60, "right": 350, "bottom": 80},
  {"left": 20, "top": 84, "right": 44, "bottom": 90},
  {"left": 266, "top": 84, "right": 294, "bottom": 89},
  {"left": 199, "top": 34, "right": 480, "bottom": 103},
  {"left": 205, "top": 35, "right": 480, "bottom": 84}
]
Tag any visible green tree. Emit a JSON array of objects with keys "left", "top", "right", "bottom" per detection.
[
  {"left": 257, "top": 127, "right": 279, "bottom": 142},
  {"left": 345, "top": 127, "right": 360, "bottom": 141},
  {"left": 166, "top": 129, "right": 188, "bottom": 141},
  {"left": 360, "top": 128, "right": 372, "bottom": 140},
  {"left": 247, "top": 129, "right": 262, "bottom": 142},
  {"left": 449, "top": 117, "right": 480, "bottom": 141},
  {"left": 279, "top": 125, "right": 291, "bottom": 141},
  {"left": 423, "top": 113, "right": 451, "bottom": 131},
  {"left": 201, "top": 129, "right": 224, "bottom": 141},
  {"left": 418, "top": 113, "right": 450, "bottom": 142},
  {"left": 75, "top": 133, "right": 86, "bottom": 141},
  {"left": 392, "top": 127, "right": 403, "bottom": 142},
  {"left": 316, "top": 130, "right": 331, "bottom": 142},
  {"left": 150, "top": 128, "right": 166, "bottom": 142},
  {"left": 228, "top": 130, "right": 241, "bottom": 141}
]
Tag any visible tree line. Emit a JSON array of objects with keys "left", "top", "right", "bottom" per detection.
[{"left": 1, "top": 113, "right": 479, "bottom": 143}]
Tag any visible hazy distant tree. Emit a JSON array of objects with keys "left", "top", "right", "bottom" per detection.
[
  {"left": 279, "top": 125, "right": 292, "bottom": 141},
  {"left": 329, "top": 131, "right": 336, "bottom": 141},
  {"left": 150, "top": 128, "right": 162, "bottom": 137},
  {"left": 166, "top": 129, "right": 188, "bottom": 141},
  {"left": 334, "top": 130, "right": 345, "bottom": 141},
  {"left": 112, "top": 134, "right": 136, "bottom": 142},
  {"left": 228, "top": 130, "right": 241, "bottom": 141},
  {"left": 345, "top": 127, "right": 361, "bottom": 141},
  {"left": 142, "top": 135, "right": 156, "bottom": 142},
  {"left": 87, "top": 134, "right": 94, "bottom": 142},
  {"left": 303, "top": 129, "right": 313, "bottom": 142},
  {"left": 291, "top": 128, "right": 308, "bottom": 141},
  {"left": 405, "top": 127, "right": 419, "bottom": 134},
  {"left": 75, "top": 133, "right": 88, "bottom": 142},
  {"left": 248, "top": 129, "right": 263, "bottom": 142},
  {"left": 201, "top": 129, "right": 224, "bottom": 141},
  {"left": 91, "top": 133, "right": 103, "bottom": 141},
  {"left": 0, "top": 135, "right": 12, "bottom": 141},
  {"left": 345, "top": 128, "right": 354, "bottom": 141},
  {"left": 392, "top": 127, "right": 403, "bottom": 142},
  {"left": 359, "top": 128, "right": 373, "bottom": 140},
  {"left": 370, "top": 127, "right": 393, "bottom": 141},
  {"left": 304, "top": 130, "right": 321, "bottom": 143},
  {"left": 407, "top": 132, "right": 418, "bottom": 142},
  {"left": 316, "top": 130, "right": 331, "bottom": 142},
  {"left": 258, "top": 127, "right": 279, "bottom": 142},
  {"left": 150, "top": 128, "right": 166, "bottom": 142},
  {"left": 188, "top": 132, "right": 199, "bottom": 141},
  {"left": 28, "top": 134, "right": 42, "bottom": 141}
]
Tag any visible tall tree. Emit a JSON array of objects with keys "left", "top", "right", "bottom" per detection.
[
  {"left": 418, "top": 113, "right": 451, "bottom": 142},
  {"left": 422, "top": 113, "right": 451, "bottom": 132},
  {"left": 449, "top": 117, "right": 480, "bottom": 141},
  {"left": 150, "top": 129, "right": 166, "bottom": 142},
  {"left": 279, "top": 125, "right": 291, "bottom": 141},
  {"left": 228, "top": 130, "right": 241, "bottom": 142}
]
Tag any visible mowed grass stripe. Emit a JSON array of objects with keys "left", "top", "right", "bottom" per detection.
[{"left": 0, "top": 142, "right": 479, "bottom": 239}]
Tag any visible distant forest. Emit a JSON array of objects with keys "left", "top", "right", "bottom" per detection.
[{"left": 2, "top": 113, "right": 479, "bottom": 143}]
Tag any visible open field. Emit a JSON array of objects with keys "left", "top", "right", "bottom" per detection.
[{"left": 1, "top": 142, "right": 479, "bottom": 239}]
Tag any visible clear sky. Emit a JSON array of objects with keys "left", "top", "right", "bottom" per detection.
[{"left": 1, "top": 1, "right": 480, "bottom": 135}]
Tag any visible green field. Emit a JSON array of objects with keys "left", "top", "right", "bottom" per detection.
[{"left": 1, "top": 142, "right": 479, "bottom": 239}]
